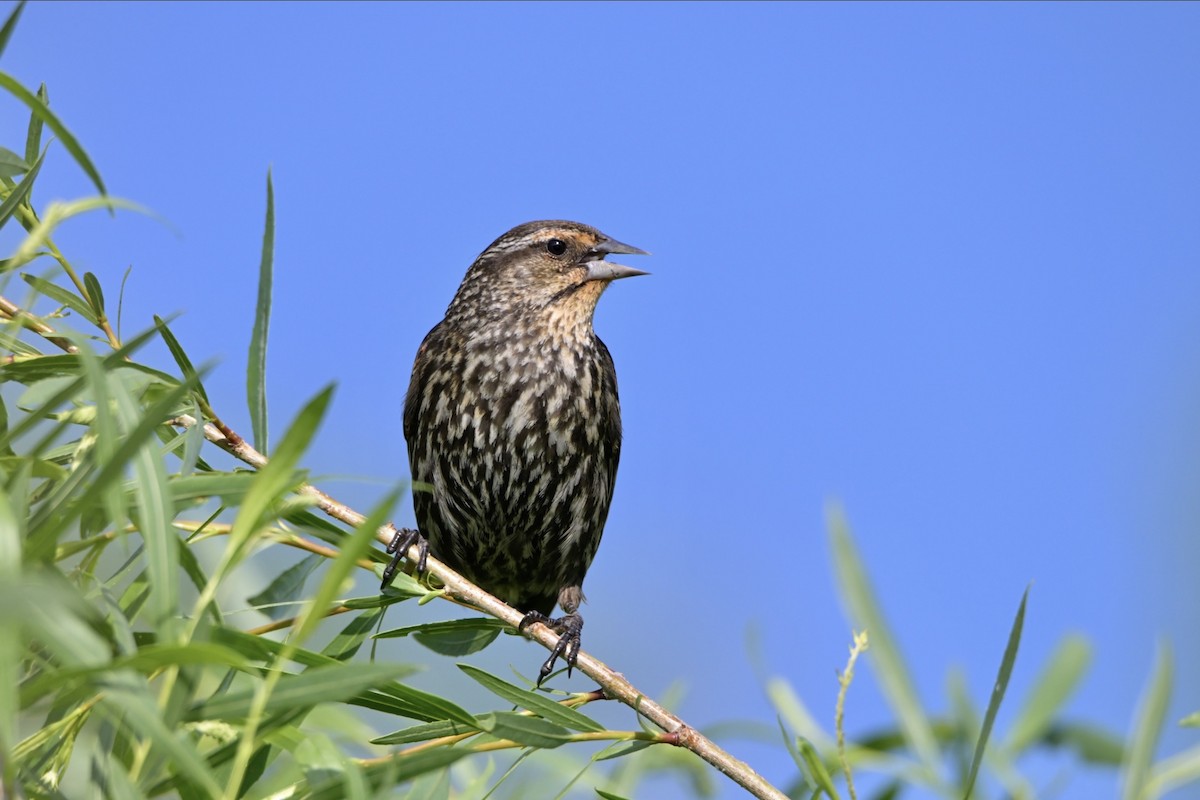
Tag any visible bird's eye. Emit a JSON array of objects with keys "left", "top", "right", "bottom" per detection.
[{"left": 545, "top": 238, "right": 568, "bottom": 256}]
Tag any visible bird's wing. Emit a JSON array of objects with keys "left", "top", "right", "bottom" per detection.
[{"left": 594, "top": 336, "right": 624, "bottom": 502}]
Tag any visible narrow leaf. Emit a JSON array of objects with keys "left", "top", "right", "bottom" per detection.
[
  {"left": 83, "top": 271, "right": 105, "bottom": 317},
  {"left": 247, "top": 169, "right": 274, "bottom": 453},
  {"left": 0, "top": 2, "right": 25, "bottom": 60},
  {"left": 111, "top": 367, "right": 178, "bottom": 626},
  {"left": 354, "top": 682, "right": 476, "bottom": 727},
  {"left": 596, "top": 790, "right": 633, "bottom": 800},
  {"left": 187, "top": 663, "right": 413, "bottom": 721},
  {"left": 0, "top": 146, "right": 28, "bottom": 176},
  {"left": 0, "top": 70, "right": 106, "bottom": 195},
  {"left": 1121, "top": 641, "right": 1173, "bottom": 800},
  {"left": 303, "top": 749, "right": 470, "bottom": 800},
  {"left": 215, "top": 383, "right": 332, "bottom": 585},
  {"left": 798, "top": 737, "right": 842, "bottom": 800},
  {"left": 371, "top": 718, "right": 479, "bottom": 745},
  {"left": 22, "top": 272, "right": 99, "bottom": 324},
  {"left": 153, "top": 314, "right": 209, "bottom": 403},
  {"left": 594, "top": 740, "right": 655, "bottom": 761},
  {"left": 322, "top": 608, "right": 384, "bottom": 661},
  {"left": 25, "top": 82, "right": 45, "bottom": 166},
  {"left": 475, "top": 710, "right": 573, "bottom": 749},
  {"left": 376, "top": 618, "right": 505, "bottom": 656},
  {"left": 458, "top": 663, "right": 605, "bottom": 732},
  {"left": 0, "top": 145, "right": 43, "bottom": 231},
  {"left": 963, "top": 586, "right": 1028, "bottom": 799},
  {"left": 247, "top": 554, "right": 322, "bottom": 620}
]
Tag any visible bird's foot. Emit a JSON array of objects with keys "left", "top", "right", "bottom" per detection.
[
  {"left": 519, "top": 611, "right": 584, "bottom": 685},
  {"left": 380, "top": 526, "right": 428, "bottom": 591}
]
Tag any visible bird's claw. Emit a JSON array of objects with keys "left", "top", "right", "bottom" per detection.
[
  {"left": 519, "top": 611, "right": 583, "bottom": 686},
  {"left": 381, "top": 527, "right": 428, "bottom": 590}
]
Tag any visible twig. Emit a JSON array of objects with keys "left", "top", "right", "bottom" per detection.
[
  {"left": 837, "top": 630, "right": 869, "bottom": 800},
  {"left": 0, "top": 295, "right": 78, "bottom": 354}
]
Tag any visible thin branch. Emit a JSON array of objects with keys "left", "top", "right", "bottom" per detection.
[
  {"left": 837, "top": 630, "right": 869, "bottom": 800},
  {"left": 0, "top": 294, "right": 78, "bottom": 354},
  {"left": 2, "top": 297, "right": 789, "bottom": 800},
  {"left": 169, "top": 411, "right": 789, "bottom": 800}
]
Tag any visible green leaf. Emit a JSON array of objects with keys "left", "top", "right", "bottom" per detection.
[
  {"left": 167, "top": 471, "right": 257, "bottom": 506},
  {"left": 74, "top": 339, "right": 124, "bottom": 544},
  {"left": 247, "top": 169, "right": 274, "bottom": 453},
  {"left": 1121, "top": 641, "right": 1173, "bottom": 800},
  {"left": 594, "top": 739, "right": 655, "bottom": 761},
  {"left": 0, "top": 145, "right": 43, "bottom": 232},
  {"left": 458, "top": 663, "right": 605, "bottom": 732},
  {"left": 0, "top": 353, "right": 178, "bottom": 388},
  {"left": 371, "top": 718, "right": 480, "bottom": 745},
  {"left": 827, "top": 506, "right": 941, "bottom": 780},
  {"left": 1005, "top": 633, "right": 1091, "bottom": 753},
  {"left": 21, "top": 272, "right": 99, "bottom": 324},
  {"left": 798, "top": 736, "right": 841, "bottom": 800},
  {"left": 247, "top": 554, "right": 322, "bottom": 620},
  {"left": 322, "top": 607, "right": 384, "bottom": 661},
  {"left": 1181, "top": 712, "right": 1200, "bottom": 728},
  {"left": 476, "top": 710, "right": 574, "bottom": 749},
  {"left": 111, "top": 365, "right": 179, "bottom": 627},
  {"left": 153, "top": 314, "right": 209, "bottom": 403},
  {"left": 0, "top": 395, "right": 13, "bottom": 458},
  {"left": 1040, "top": 722, "right": 1124, "bottom": 765},
  {"left": 596, "top": 790, "right": 633, "bottom": 800},
  {"left": 187, "top": 663, "right": 414, "bottom": 721},
  {"left": 372, "top": 563, "right": 428, "bottom": 600},
  {"left": 353, "top": 683, "right": 476, "bottom": 726},
  {"left": 0, "top": 70, "right": 106, "bottom": 194},
  {"left": 0, "top": 146, "right": 29, "bottom": 177},
  {"left": 213, "top": 384, "right": 332, "bottom": 591},
  {"left": 82, "top": 271, "right": 105, "bottom": 317},
  {"left": 963, "top": 586, "right": 1028, "bottom": 800},
  {"left": 0, "top": 2, "right": 25, "bottom": 60},
  {"left": 376, "top": 618, "right": 505, "bottom": 656},
  {"left": 302, "top": 749, "right": 470, "bottom": 800},
  {"left": 25, "top": 82, "right": 46, "bottom": 166},
  {"left": 19, "top": 643, "right": 250, "bottom": 707}
]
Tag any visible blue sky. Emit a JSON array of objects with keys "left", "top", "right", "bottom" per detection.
[{"left": 4, "top": 2, "right": 1199, "bottom": 797}]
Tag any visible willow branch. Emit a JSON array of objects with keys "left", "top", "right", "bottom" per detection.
[
  {"left": 2, "top": 298, "right": 788, "bottom": 800},
  {"left": 168, "top": 412, "right": 788, "bottom": 800}
]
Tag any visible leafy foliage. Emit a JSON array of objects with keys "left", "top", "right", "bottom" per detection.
[{"left": 0, "top": 4, "right": 1197, "bottom": 799}]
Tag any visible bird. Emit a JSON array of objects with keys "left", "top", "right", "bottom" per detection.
[{"left": 381, "top": 220, "right": 647, "bottom": 683}]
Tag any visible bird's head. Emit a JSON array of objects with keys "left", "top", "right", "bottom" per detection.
[{"left": 446, "top": 220, "right": 648, "bottom": 326}]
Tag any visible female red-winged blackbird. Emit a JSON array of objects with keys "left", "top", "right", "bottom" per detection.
[{"left": 383, "top": 220, "right": 647, "bottom": 682}]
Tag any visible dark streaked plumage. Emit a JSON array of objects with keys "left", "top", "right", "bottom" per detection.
[{"left": 383, "top": 220, "right": 647, "bottom": 681}]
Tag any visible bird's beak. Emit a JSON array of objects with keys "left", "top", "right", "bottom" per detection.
[
  {"left": 584, "top": 261, "right": 649, "bottom": 281},
  {"left": 583, "top": 235, "right": 650, "bottom": 281},
  {"left": 592, "top": 236, "right": 649, "bottom": 258}
]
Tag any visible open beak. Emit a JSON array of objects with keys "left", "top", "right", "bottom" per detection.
[{"left": 583, "top": 234, "right": 650, "bottom": 282}]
